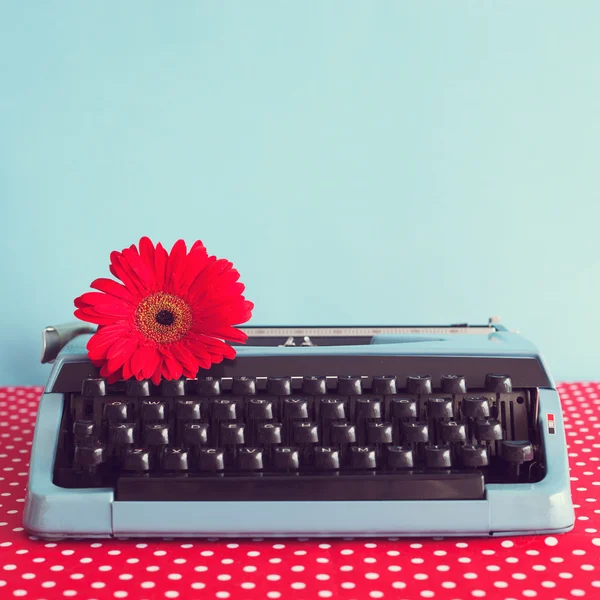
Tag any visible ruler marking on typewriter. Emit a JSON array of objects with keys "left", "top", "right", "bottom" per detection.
[{"left": 240, "top": 327, "right": 495, "bottom": 337}]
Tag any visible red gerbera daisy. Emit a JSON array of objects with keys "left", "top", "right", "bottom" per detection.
[{"left": 74, "top": 237, "right": 253, "bottom": 385}]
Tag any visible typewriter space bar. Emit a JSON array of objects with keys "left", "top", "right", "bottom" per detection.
[{"left": 116, "top": 471, "right": 485, "bottom": 501}]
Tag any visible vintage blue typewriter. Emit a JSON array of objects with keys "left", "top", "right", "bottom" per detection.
[{"left": 24, "top": 319, "right": 574, "bottom": 538}]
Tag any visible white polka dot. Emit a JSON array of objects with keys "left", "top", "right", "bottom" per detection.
[
  {"left": 420, "top": 592, "right": 434, "bottom": 599},
  {"left": 370, "top": 592, "right": 384, "bottom": 599},
  {"left": 523, "top": 591, "right": 537, "bottom": 598},
  {"left": 168, "top": 573, "right": 183, "bottom": 580},
  {"left": 266, "top": 593, "right": 280, "bottom": 599},
  {"left": 560, "top": 572, "right": 574, "bottom": 579},
  {"left": 341, "top": 566, "right": 354, "bottom": 572},
  {"left": 464, "top": 573, "right": 478, "bottom": 579},
  {"left": 291, "top": 565, "right": 304, "bottom": 572},
  {"left": 365, "top": 572, "right": 379, "bottom": 580},
  {"left": 12, "top": 591, "right": 27, "bottom": 598},
  {"left": 91, "top": 583, "right": 105, "bottom": 589},
  {"left": 3, "top": 565, "right": 16, "bottom": 571},
  {"left": 247, "top": 550, "right": 260, "bottom": 557},
  {"left": 392, "top": 582, "right": 407, "bottom": 589},
  {"left": 267, "top": 574, "right": 281, "bottom": 581},
  {"left": 541, "top": 581, "right": 556, "bottom": 588},
  {"left": 545, "top": 536, "right": 559, "bottom": 546},
  {"left": 291, "top": 582, "right": 306, "bottom": 589},
  {"left": 437, "top": 565, "right": 450, "bottom": 572},
  {"left": 501, "top": 540, "right": 514, "bottom": 548},
  {"left": 494, "top": 581, "right": 508, "bottom": 588},
  {"left": 165, "top": 593, "right": 179, "bottom": 599},
  {"left": 341, "top": 582, "right": 355, "bottom": 589},
  {"left": 471, "top": 591, "right": 486, "bottom": 598},
  {"left": 215, "top": 593, "right": 230, "bottom": 599},
  {"left": 70, "top": 574, "right": 84, "bottom": 580},
  {"left": 141, "top": 582, "right": 155, "bottom": 589},
  {"left": 571, "top": 590, "right": 585, "bottom": 597},
  {"left": 318, "top": 592, "right": 333, "bottom": 598},
  {"left": 341, "top": 549, "right": 353, "bottom": 555},
  {"left": 582, "top": 564, "right": 595, "bottom": 571}
]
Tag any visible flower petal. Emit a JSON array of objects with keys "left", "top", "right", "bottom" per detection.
[{"left": 90, "top": 278, "right": 135, "bottom": 304}]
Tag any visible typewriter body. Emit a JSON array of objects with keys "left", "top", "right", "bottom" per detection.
[{"left": 24, "top": 320, "right": 574, "bottom": 538}]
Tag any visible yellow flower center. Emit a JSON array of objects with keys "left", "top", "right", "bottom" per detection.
[{"left": 135, "top": 293, "right": 193, "bottom": 344}]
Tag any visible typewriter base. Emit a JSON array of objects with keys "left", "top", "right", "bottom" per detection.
[{"left": 23, "top": 391, "right": 575, "bottom": 539}]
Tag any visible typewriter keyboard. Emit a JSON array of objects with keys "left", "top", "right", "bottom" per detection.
[{"left": 53, "top": 374, "right": 543, "bottom": 501}]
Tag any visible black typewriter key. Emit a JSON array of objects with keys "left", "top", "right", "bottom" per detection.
[
  {"left": 500, "top": 440, "right": 533, "bottom": 479},
  {"left": 337, "top": 376, "right": 362, "bottom": 396},
  {"left": 425, "top": 445, "right": 452, "bottom": 469},
  {"left": 145, "top": 423, "right": 170, "bottom": 446},
  {"left": 406, "top": 375, "right": 432, "bottom": 395},
  {"left": 162, "top": 448, "right": 189, "bottom": 471},
  {"left": 126, "top": 379, "right": 151, "bottom": 397},
  {"left": 401, "top": 421, "right": 429, "bottom": 443},
  {"left": 501, "top": 440, "right": 534, "bottom": 463},
  {"left": 475, "top": 418, "right": 503, "bottom": 441},
  {"left": 372, "top": 376, "right": 397, "bottom": 395},
  {"left": 439, "top": 421, "right": 467, "bottom": 443},
  {"left": 356, "top": 398, "right": 382, "bottom": 419},
  {"left": 211, "top": 398, "right": 236, "bottom": 420},
  {"left": 232, "top": 376, "right": 256, "bottom": 396},
  {"left": 176, "top": 399, "right": 201, "bottom": 421},
  {"left": 238, "top": 448, "right": 264, "bottom": 471},
  {"left": 247, "top": 398, "right": 273, "bottom": 420},
  {"left": 460, "top": 444, "right": 488, "bottom": 468},
  {"left": 387, "top": 445, "right": 414, "bottom": 469},
  {"left": 123, "top": 448, "right": 150, "bottom": 472},
  {"left": 390, "top": 398, "right": 417, "bottom": 419},
  {"left": 141, "top": 400, "right": 165, "bottom": 421},
  {"left": 350, "top": 446, "right": 377, "bottom": 470},
  {"left": 198, "top": 448, "right": 224, "bottom": 471},
  {"left": 462, "top": 397, "right": 490, "bottom": 419},
  {"left": 367, "top": 422, "right": 393, "bottom": 445},
  {"left": 197, "top": 377, "right": 221, "bottom": 396},
  {"left": 267, "top": 376, "right": 292, "bottom": 396},
  {"left": 302, "top": 376, "right": 327, "bottom": 395},
  {"left": 74, "top": 444, "right": 106, "bottom": 468},
  {"left": 220, "top": 422, "right": 245, "bottom": 445},
  {"left": 183, "top": 423, "right": 208, "bottom": 446},
  {"left": 292, "top": 421, "right": 319, "bottom": 444},
  {"left": 319, "top": 398, "right": 345, "bottom": 420},
  {"left": 161, "top": 378, "right": 186, "bottom": 396},
  {"left": 273, "top": 447, "right": 300, "bottom": 470},
  {"left": 441, "top": 374, "right": 467, "bottom": 394},
  {"left": 257, "top": 422, "right": 282, "bottom": 445},
  {"left": 73, "top": 420, "right": 95, "bottom": 440},
  {"left": 103, "top": 401, "right": 128, "bottom": 422},
  {"left": 82, "top": 377, "right": 106, "bottom": 397},
  {"left": 485, "top": 374, "right": 513, "bottom": 394},
  {"left": 331, "top": 422, "right": 356, "bottom": 445},
  {"left": 283, "top": 398, "right": 310, "bottom": 419},
  {"left": 427, "top": 397, "right": 453, "bottom": 419},
  {"left": 314, "top": 447, "right": 340, "bottom": 470},
  {"left": 109, "top": 423, "right": 135, "bottom": 445}
]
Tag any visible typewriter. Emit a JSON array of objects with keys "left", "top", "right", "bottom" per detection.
[{"left": 24, "top": 319, "right": 574, "bottom": 538}]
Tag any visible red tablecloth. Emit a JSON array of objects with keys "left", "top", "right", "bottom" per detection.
[{"left": 0, "top": 383, "right": 598, "bottom": 600}]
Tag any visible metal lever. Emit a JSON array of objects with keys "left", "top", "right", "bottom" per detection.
[{"left": 41, "top": 322, "right": 97, "bottom": 363}]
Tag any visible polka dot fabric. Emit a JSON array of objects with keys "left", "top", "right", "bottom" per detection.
[{"left": 1, "top": 384, "right": 600, "bottom": 599}]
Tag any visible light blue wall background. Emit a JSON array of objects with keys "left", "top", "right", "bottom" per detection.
[{"left": 1, "top": 1, "right": 599, "bottom": 385}]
